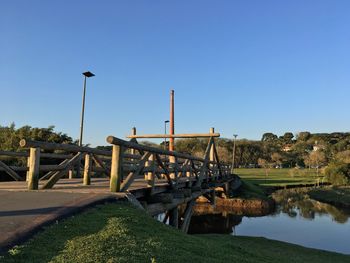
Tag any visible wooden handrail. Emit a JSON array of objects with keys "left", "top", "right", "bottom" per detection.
[
  {"left": 126, "top": 133, "right": 221, "bottom": 139},
  {"left": 20, "top": 139, "right": 111, "bottom": 156},
  {"left": 107, "top": 136, "right": 205, "bottom": 162},
  {"left": 0, "top": 150, "right": 72, "bottom": 159}
]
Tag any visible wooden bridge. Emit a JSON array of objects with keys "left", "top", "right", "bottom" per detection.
[{"left": 0, "top": 129, "right": 239, "bottom": 251}]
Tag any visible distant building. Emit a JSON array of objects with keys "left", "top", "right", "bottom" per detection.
[{"left": 282, "top": 145, "right": 292, "bottom": 152}]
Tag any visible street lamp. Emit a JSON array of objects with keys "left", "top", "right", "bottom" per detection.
[
  {"left": 79, "top": 71, "right": 95, "bottom": 146},
  {"left": 231, "top": 134, "right": 238, "bottom": 174},
  {"left": 164, "top": 120, "right": 170, "bottom": 150}
]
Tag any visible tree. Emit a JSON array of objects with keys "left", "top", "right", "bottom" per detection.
[
  {"left": 335, "top": 150, "right": 350, "bottom": 164},
  {"left": 281, "top": 132, "right": 294, "bottom": 144},
  {"left": 297, "top": 132, "right": 311, "bottom": 141},
  {"left": 271, "top": 152, "right": 283, "bottom": 168},
  {"left": 261, "top": 133, "right": 278, "bottom": 142},
  {"left": 258, "top": 158, "right": 271, "bottom": 178},
  {"left": 306, "top": 150, "right": 327, "bottom": 176}
]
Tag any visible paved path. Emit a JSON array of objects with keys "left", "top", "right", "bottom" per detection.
[
  {"left": 0, "top": 178, "right": 131, "bottom": 252},
  {"left": 0, "top": 176, "right": 211, "bottom": 252}
]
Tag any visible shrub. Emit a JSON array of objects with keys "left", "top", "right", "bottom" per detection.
[{"left": 324, "top": 162, "right": 350, "bottom": 186}]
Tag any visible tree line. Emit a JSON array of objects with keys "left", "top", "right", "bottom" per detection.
[{"left": 1, "top": 124, "right": 349, "bottom": 184}]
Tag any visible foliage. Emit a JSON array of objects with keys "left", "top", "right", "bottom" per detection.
[
  {"left": 2, "top": 203, "right": 349, "bottom": 263},
  {"left": 0, "top": 123, "right": 74, "bottom": 152},
  {"left": 0, "top": 124, "right": 75, "bottom": 180},
  {"left": 324, "top": 162, "right": 350, "bottom": 186}
]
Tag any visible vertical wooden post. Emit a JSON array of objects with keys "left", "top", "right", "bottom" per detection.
[
  {"left": 146, "top": 154, "right": 155, "bottom": 187},
  {"left": 110, "top": 145, "right": 123, "bottom": 192},
  {"left": 169, "top": 206, "right": 179, "bottom": 228},
  {"left": 68, "top": 170, "right": 74, "bottom": 179},
  {"left": 28, "top": 147, "right": 40, "bottom": 190},
  {"left": 26, "top": 156, "right": 30, "bottom": 181},
  {"left": 209, "top": 127, "right": 215, "bottom": 163},
  {"left": 83, "top": 153, "right": 92, "bottom": 185},
  {"left": 131, "top": 127, "right": 136, "bottom": 156}
]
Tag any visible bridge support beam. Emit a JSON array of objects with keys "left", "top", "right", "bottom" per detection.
[{"left": 169, "top": 206, "right": 179, "bottom": 228}]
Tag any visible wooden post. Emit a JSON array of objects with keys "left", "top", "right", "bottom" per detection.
[
  {"left": 83, "top": 153, "right": 92, "bottom": 185},
  {"left": 169, "top": 206, "right": 179, "bottom": 228},
  {"left": 209, "top": 127, "right": 215, "bottom": 164},
  {"left": 146, "top": 154, "right": 155, "bottom": 189},
  {"left": 110, "top": 145, "right": 123, "bottom": 192},
  {"left": 131, "top": 127, "right": 136, "bottom": 156},
  {"left": 68, "top": 170, "right": 74, "bottom": 179},
  {"left": 28, "top": 147, "right": 40, "bottom": 190},
  {"left": 26, "top": 156, "right": 30, "bottom": 181}
]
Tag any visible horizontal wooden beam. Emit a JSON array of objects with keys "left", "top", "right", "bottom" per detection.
[
  {"left": 20, "top": 139, "right": 111, "bottom": 156},
  {"left": 107, "top": 136, "right": 205, "bottom": 162},
  {"left": 126, "top": 133, "right": 220, "bottom": 139}
]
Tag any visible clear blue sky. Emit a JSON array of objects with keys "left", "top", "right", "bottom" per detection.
[{"left": 1, "top": 1, "right": 349, "bottom": 146}]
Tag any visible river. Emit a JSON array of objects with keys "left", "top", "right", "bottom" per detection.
[{"left": 188, "top": 189, "right": 350, "bottom": 255}]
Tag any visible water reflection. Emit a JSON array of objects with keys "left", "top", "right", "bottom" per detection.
[
  {"left": 272, "top": 188, "right": 350, "bottom": 223},
  {"left": 188, "top": 189, "right": 350, "bottom": 254}
]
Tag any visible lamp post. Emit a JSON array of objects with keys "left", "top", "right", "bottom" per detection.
[
  {"left": 231, "top": 134, "right": 238, "bottom": 174},
  {"left": 79, "top": 71, "right": 95, "bottom": 146},
  {"left": 164, "top": 120, "right": 169, "bottom": 150}
]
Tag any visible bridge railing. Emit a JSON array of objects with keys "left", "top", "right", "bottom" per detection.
[
  {"left": 106, "top": 135, "right": 232, "bottom": 192},
  {"left": 14, "top": 139, "right": 113, "bottom": 190}
]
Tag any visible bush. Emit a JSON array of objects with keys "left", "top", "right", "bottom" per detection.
[{"left": 325, "top": 162, "right": 350, "bottom": 186}]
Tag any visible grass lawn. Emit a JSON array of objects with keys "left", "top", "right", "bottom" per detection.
[
  {"left": 235, "top": 168, "right": 324, "bottom": 187},
  {"left": 2, "top": 203, "right": 349, "bottom": 263}
]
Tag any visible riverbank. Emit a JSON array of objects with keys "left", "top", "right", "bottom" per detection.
[{"left": 2, "top": 202, "right": 349, "bottom": 263}]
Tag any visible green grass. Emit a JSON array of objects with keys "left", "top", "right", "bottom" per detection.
[
  {"left": 236, "top": 168, "right": 324, "bottom": 187},
  {"left": 233, "top": 180, "right": 269, "bottom": 200},
  {"left": 309, "top": 186, "right": 350, "bottom": 208},
  {"left": 2, "top": 203, "right": 349, "bottom": 263}
]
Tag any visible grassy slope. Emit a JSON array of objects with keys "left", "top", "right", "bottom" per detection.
[
  {"left": 2, "top": 203, "right": 349, "bottom": 263},
  {"left": 236, "top": 168, "right": 323, "bottom": 187},
  {"left": 309, "top": 186, "right": 350, "bottom": 208}
]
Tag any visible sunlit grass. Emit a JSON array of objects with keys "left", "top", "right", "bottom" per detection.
[
  {"left": 235, "top": 168, "right": 324, "bottom": 187},
  {"left": 2, "top": 203, "right": 349, "bottom": 263}
]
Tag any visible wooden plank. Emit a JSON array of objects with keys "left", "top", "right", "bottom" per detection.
[
  {"left": 110, "top": 145, "right": 123, "bottom": 192},
  {"left": 0, "top": 161, "right": 23, "bottom": 181},
  {"left": 120, "top": 152, "right": 151, "bottom": 192},
  {"left": 42, "top": 152, "right": 83, "bottom": 189},
  {"left": 28, "top": 148, "right": 40, "bottom": 190}
]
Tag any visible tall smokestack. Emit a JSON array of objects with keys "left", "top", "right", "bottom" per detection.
[{"left": 169, "top": 89, "right": 175, "bottom": 151}]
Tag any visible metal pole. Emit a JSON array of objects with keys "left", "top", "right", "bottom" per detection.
[
  {"left": 231, "top": 134, "right": 238, "bottom": 174},
  {"left": 169, "top": 90, "right": 175, "bottom": 151},
  {"left": 79, "top": 76, "right": 87, "bottom": 146}
]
